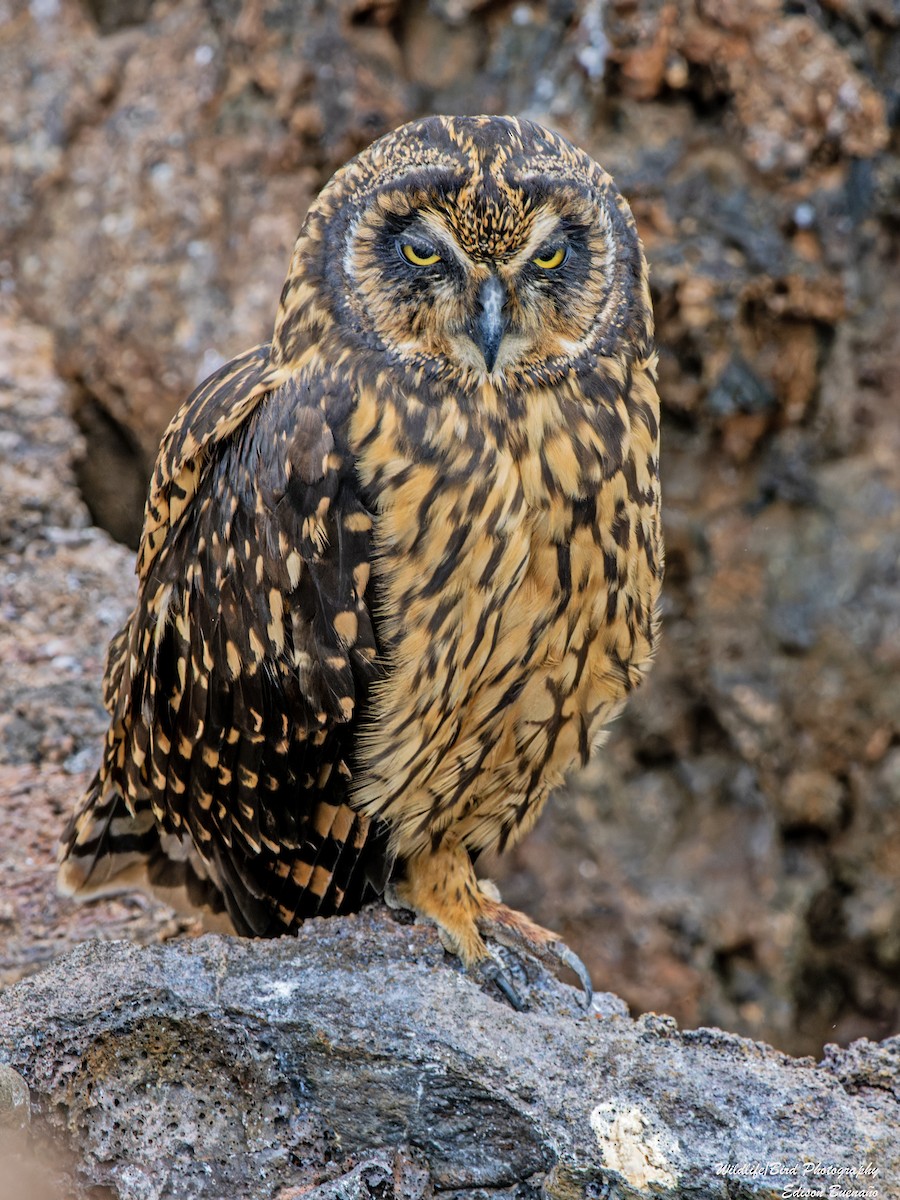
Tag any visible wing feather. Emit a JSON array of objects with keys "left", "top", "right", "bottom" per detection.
[{"left": 59, "top": 343, "right": 385, "bottom": 933}]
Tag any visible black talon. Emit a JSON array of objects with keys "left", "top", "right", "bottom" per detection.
[{"left": 479, "top": 958, "right": 526, "bottom": 1011}]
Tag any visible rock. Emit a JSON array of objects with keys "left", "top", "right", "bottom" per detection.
[
  {"left": 275, "top": 1147, "right": 434, "bottom": 1200},
  {"left": 4, "top": 0, "right": 411, "bottom": 486},
  {"left": 0, "top": 299, "right": 187, "bottom": 985},
  {"left": 0, "top": 1064, "right": 30, "bottom": 1131},
  {"left": 776, "top": 769, "right": 845, "bottom": 834},
  {"left": 606, "top": 0, "right": 889, "bottom": 171},
  {"left": 0, "top": 918, "right": 896, "bottom": 1200},
  {"left": 0, "top": 0, "right": 899, "bottom": 1065}
]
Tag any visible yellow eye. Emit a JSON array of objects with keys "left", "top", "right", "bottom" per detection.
[
  {"left": 533, "top": 246, "right": 566, "bottom": 270},
  {"left": 401, "top": 242, "right": 441, "bottom": 266}
]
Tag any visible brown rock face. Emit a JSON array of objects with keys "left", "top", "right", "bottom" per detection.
[
  {"left": 3, "top": 0, "right": 410, "bottom": 532},
  {"left": 0, "top": 0, "right": 898, "bottom": 1058}
]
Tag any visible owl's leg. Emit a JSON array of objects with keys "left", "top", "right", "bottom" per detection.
[{"left": 393, "top": 839, "right": 592, "bottom": 1010}]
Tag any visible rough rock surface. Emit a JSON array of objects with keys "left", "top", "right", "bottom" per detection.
[
  {"left": 1, "top": 0, "right": 899, "bottom": 1059},
  {"left": 0, "top": 913, "right": 897, "bottom": 1200},
  {"left": 0, "top": 299, "right": 188, "bottom": 985}
]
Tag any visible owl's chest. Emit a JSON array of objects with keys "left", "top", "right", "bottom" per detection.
[
  {"left": 350, "top": 392, "right": 556, "bottom": 644},
  {"left": 351, "top": 385, "right": 635, "bottom": 726},
  {"left": 346, "top": 371, "right": 660, "bottom": 852},
  {"left": 346, "top": 384, "right": 662, "bottom": 854}
]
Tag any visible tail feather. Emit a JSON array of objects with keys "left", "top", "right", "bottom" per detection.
[{"left": 58, "top": 771, "right": 234, "bottom": 931}]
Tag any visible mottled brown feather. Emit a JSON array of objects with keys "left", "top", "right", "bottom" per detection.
[
  {"left": 61, "top": 348, "right": 382, "bottom": 933},
  {"left": 59, "top": 115, "right": 662, "bottom": 973}
]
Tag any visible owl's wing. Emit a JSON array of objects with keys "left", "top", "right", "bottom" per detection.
[{"left": 60, "top": 345, "right": 385, "bottom": 935}]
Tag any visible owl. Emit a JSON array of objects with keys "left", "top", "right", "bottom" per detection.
[{"left": 59, "top": 115, "right": 662, "bottom": 1009}]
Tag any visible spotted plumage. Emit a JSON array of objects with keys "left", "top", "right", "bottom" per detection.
[{"left": 59, "top": 115, "right": 662, "bottom": 1002}]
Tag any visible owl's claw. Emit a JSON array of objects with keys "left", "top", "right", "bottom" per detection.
[
  {"left": 391, "top": 852, "right": 593, "bottom": 1011},
  {"left": 476, "top": 955, "right": 526, "bottom": 1011},
  {"left": 477, "top": 898, "right": 594, "bottom": 1010},
  {"left": 547, "top": 939, "right": 594, "bottom": 1009}
]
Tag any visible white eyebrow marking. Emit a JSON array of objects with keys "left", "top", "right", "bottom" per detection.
[
  {"left": 505, "top": 210, "right": 565, "bottom": 271},
  {"left": 418, "top": 211, "right": 472, "bottom": 268}
]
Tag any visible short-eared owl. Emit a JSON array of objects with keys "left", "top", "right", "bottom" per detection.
[{"left": 59, "top": 115, "right": 662, "bottom": 1008}]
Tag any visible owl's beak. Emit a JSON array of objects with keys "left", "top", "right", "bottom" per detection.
[{"left": 471, "top": 275, "right": 509, "bottom": 373}]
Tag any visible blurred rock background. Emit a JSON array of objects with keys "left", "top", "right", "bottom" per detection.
[{"left": 0, "top": 0, "right": 897, "bottom": 1057}]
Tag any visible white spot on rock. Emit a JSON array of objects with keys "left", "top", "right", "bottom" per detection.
[
  {"left": 258, "top": 979, "right": 300, "bottom": 1003},
  {"left": 589, "top": 1102, "right": 679, "bottom": 1189}
]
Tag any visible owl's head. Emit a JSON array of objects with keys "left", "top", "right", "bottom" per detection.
[{"left": 274, "top": 115, "right": 652, "bottom": 389}]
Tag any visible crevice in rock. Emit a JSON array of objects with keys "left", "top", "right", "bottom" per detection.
[
  {"left": 70, "top": 384, "right": 150, "bottom": 550},
  {"left": 79, "top": 0, "right": 159, "bottom": 35}
]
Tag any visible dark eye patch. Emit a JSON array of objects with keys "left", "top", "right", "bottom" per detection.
[
  {"left": 528, "top": 219, "right": 590, "bottom": 278},
  {"left": 375, "top": 214, "right": 441, "bottom": 267}
]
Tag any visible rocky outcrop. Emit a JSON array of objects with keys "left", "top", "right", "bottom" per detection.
[
  {"left": 0, "top": 912, "right": 897, "bottom": 1200},
  {"left": 0, "top": 301, "right": 185, "bottom": 985},
  {"left": 0, "top": 0, "right": 899, "bottom": 1055}
]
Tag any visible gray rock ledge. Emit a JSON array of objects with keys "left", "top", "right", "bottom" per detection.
[{"left": 0, "top": 907, "right": 897, "bottom": 1200}]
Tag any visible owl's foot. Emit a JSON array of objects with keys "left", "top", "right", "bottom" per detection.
[
  {"left": 475, "top": 890, "right": 593, "bottom": 1010},
  {"left": 393, "top": 842, "right": 592, "bottom": 1011}
]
